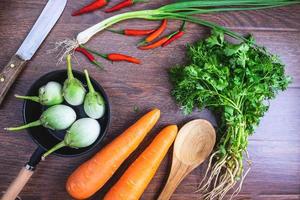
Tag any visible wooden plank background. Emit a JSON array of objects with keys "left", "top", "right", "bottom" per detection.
[{"left": 0, "top": 0, "right": 299, "bottom": 199}]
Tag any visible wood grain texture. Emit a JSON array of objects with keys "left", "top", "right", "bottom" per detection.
[
  {"left": 0, "top": 0, "right": 299, "bottom": 200},
  {"left": 1, "top": 166, "right": 34, "bottom": 200},
  {"left": 158, "top": 120, "right": 216, "bottom": 200},
  {"left": 0, "top": 55, "right": 27, "bottom": 105}
]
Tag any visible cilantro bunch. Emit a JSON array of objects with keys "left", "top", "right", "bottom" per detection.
[{"left": 170, "top": 30, "right": 290, "bottom": 199}]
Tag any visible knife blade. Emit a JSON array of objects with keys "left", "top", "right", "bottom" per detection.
[
  {"left": 16, "top": 0, "right": 67, "bottom": 60},
  {"left": 0, "top": 0, "right": 67, "bottom": 105}
]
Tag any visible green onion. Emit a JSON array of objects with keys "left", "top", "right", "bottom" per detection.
[
  {"left": 15, "top": 81, "right": 63, "bottom": 106},
  {"left": 5, "top": 105, "right": 76, "bottom": 131},
  {"left": 83, "top": 69, "right": 105, "bottom": 119},
  {"left": 76, "top": 0, "right": 300, "bottom": 45},
  {"left": 63, "top": 55, "right": 86, "bottom": 106},
  {"left": 42, "top": 118, "right": 100, "bottom": 159}
]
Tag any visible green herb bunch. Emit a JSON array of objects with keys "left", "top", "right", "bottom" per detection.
[{"left": 169, "top": 30, "right": 291, "bottom": 199}]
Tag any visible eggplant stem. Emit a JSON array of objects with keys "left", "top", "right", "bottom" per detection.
[
  {"left": 15, "top": 94, "right": 40, "bottom": 103},
  {"left": 66, "top": 54, "right": 74, "bottom": 79},
  {"left": 84, "top": 69, "right": 95, "bottom": 93},
  {"left": 5, "top": 120, "right": 42, "bottom": 131},
  {"left": 42, "top": 141, "right": 66, "bottom": 160}
]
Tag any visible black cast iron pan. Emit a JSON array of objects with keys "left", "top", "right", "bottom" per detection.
[{"left": 1, "top": 70, "right": 110, "bottom": 200}]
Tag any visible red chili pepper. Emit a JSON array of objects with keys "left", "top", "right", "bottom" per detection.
[
  {"left": 105, "top": 0, "right": 144, "bottom": 13},
  {"left": 82, "top": 46, "right": 141, "bottom": 64},
  {"left": 161, "top": 31, "right": 184, "bottom": 47},
  {"left": 139, "top": 31, "right": 179, "bottom": 50},
  {"left": 75, "top": 47, "right": 102, "bottom": 68},
  {"left": 108, "top": 28, "right": 155, "bottom": 36},
  {"left": 72, "top": 0, "right": 108, "bottom": 16},
  {"left": 162, "top": 21, "right": 186, "bottom": 47},
  {"left": 124, "top": 29, "right": 154, "bottom": 36},
  {"left": 107, "top": 53, "right": 141, "bottom": 64},
  {"left": 138, "top": 19, "right": 167, "bottom": 46}
]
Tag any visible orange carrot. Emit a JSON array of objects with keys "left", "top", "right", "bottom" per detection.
[
  {"left": 66, "top": 109, "right": 161, "bottom": 200},
  {"left": 104, "top": 125, "right": 178, "bottom": 200}
]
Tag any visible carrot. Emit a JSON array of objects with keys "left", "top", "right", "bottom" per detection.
[
  {"left": 66, "top": 108, "right": 161, "bottom": 200},
  {"left": 104, "top": 125, "right": 178, "bottom": 200}
]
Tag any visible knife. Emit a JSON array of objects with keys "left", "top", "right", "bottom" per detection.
[{"left": 0, "top": 0, "right": 67, "bottom": 106}]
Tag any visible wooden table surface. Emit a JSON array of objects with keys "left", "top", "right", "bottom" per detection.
[{"left": 0, "top": 1, "right": 300, "bottom": 200}]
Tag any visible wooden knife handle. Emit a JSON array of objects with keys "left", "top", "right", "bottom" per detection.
[{"left": 0, "top": 55, "right": 27, "bottom": 105}]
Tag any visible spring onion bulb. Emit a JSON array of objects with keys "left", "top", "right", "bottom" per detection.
[
  {"left": 42, "top": 118, "right": 100, "bottom": 159},
  {"left": 15, "top": 81, "right": 63, "bottom": 106},
  {"left": 5, "top": 105, "right": 76, "bottom": 131},
  {"left": 83, "top": 69, "right": 105, "bottom": 119},
  {"left": 63, "top": 55, "right": 86, "bottom": 106}
]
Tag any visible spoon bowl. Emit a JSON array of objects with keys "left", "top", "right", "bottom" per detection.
[
  {"left": 174, "top": 119, "right": 216, "bottom": 166},
  {"left": 158, "top": 119, "right": 216, "bottom": 200}
]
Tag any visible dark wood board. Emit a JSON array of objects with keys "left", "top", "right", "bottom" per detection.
[{"left": 0, "top": 0, "right": 299, "bottom": 199}]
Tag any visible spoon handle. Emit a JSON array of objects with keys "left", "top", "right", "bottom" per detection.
[{"left": 157, "top": 161, "right": 189, "bottom": 200}]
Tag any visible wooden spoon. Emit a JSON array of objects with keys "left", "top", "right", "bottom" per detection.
[{"left": 157, "top": 119, "right": 216, "bottom": 200}]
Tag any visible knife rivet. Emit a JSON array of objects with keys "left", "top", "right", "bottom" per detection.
[
  {"left": 10, "top": 64, "right": 15, "bottom": 68},
  {"left": 0, "top": 77, "right": 4, "bottom": 82}
]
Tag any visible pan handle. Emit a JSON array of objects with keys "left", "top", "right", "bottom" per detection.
[
  {"left": 1, "top": 166, "right": 34, "bottom": 200},
  {"left": 1, "top": 147, "right": 45, "bottom": 200}
]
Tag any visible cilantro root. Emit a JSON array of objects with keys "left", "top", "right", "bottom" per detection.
[
  {"left": 198, "top": 149, "right": 251, "bottom": 199},
  {"left": 169, "top": 29, "right": 290, "bottom": 199}
]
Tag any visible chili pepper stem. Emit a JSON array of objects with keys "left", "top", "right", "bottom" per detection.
[
  {"left": 92, "top": 60, "right": 103, "bottom": 68},
  {"left": 168, "top": 31, "right": 180, "bottom": 39},
  {"left": 137, "top": 40, "right": 147, "bottom": 46},
  {"left": 180, "top": 21, "right": 186, "bottom": 31},
  {"left": 133, "top": 0, "right": 147, "bottom": 2},
  {"left": 81, "top": 45, "right": 108, "bottom": 59},
  {"left": 107, "top": 29, "right": 124, "bottom": 35},
  {"left": 75, "top": 47, "right": 103, "bottom": 69}
]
